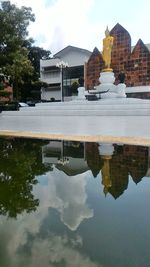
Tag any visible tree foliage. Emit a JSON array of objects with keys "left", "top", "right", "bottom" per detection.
[
  {"left": 0, "top": 1, "right": 35, "bottom": 67},
  {"left": 71, "top": 81, "right": 79, "bottom": 95},
  {"left": 20, "top": 46, "right": 51, "bottom": 101},
  {"left": 0, "top": 1, "right": 51, "bottom": 101},
  {"left": 28, "top": 46, "right": 51, "bottom": 77},
  {"left": 0, "top": 138, "right": 51, "bottom": 218},
  {"left": 5, "top": 47, "right": 34, "bottom": 99}
]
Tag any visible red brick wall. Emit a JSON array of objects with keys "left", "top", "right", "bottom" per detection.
[
  {"left": 86, "top": 47, "right": 104, "bottom": 89},
  {"left": 110, "top": 23, "right": 131, "bottom": 78},
  {"left": 126, "top": 39, "right": 150, "bottom": 86},
  {"left": 0, "top": 83, "right": 13, "bottom": 102},
  {"left": 85, "top": 23, "right": 150, "bottom": 93}
]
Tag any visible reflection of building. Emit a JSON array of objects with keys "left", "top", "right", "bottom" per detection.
[
  {"left": 40, "top": 46, "right": 91, "bottom": 101},
  {"left": 145, "top": 147, "right": 150, "bottom": 177},
  {"left": 85, "top": 142, "right": 149, "bottom": 198},
  {"left": 101, "top": 155, "right": 112, "bottom": 196},
  {"left": 42, "top": 141, "right": 89, "bottom": 176},
  {"left": 85, "top": 142, "right": 102, "bottom": 177},
  {"left": 100, "top": 144, "right": 149, "bottom": 199},
  {"left": 42, "top": 140, "right": 150, "bottom": 199}
]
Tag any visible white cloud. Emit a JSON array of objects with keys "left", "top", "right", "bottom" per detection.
[
  {"left": 0, "top": 169, "right": 97, "bottom": 267},
  {"left": 34, "top": 168, "right": 93, "bottom": 230},
  {"left": 9, "top": 0, "right": 150, "bottom": 54},
  {"left": 0, "top": 217, "right": 101, "bottom": 267},
  {"left": 0, "top": 168, "right": 93, "bottom": 260},
  {"left": 10, "top": 0, "right": 103, "bottom": 54}
]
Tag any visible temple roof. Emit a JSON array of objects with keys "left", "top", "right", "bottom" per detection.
[
  {"left": 54, "top": 45, "right": 91, "bottom": 58},
  {"left": 110, "top": 23, "right": 131, "bottom": 37},
  {"left": 131, "top": 39, "right": 150, "bottom": 54}
]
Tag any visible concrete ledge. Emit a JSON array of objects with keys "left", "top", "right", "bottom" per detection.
[
  {"left": 126, "top": 86, "right": 150, "bottom": 93},
  {"left": 1, "top": 102, "right": 150, "bottom": 146},
  {"left": 2, "top": 109, "right": 150, "bottom": 116},
  {"left": 0, "top": 130, "right": 150, "bottom": 146}
]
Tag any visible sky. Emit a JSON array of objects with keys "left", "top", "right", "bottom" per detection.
[{"left": 9, "top": 0, "right": 150, "bottom": 55}]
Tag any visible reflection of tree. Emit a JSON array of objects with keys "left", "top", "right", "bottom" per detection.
[{"left": 0, "top": 138, "right": 50, "bottom": 218}]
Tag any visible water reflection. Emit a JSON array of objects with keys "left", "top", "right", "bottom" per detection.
[
  {"left": 42, "top": 140, "right": 149, "bottom": 198},
  {"left": 0, "top": 138, "right": 150, "bottom": 267},
  {"left": 98, "top": 143, "right": 148, "bottom": 198},
  {"left": 0, "top": 138, "right": 149, "bottom": 218},
  {"left": 0, "top": 138, "right": 50, "bottom": 217}
]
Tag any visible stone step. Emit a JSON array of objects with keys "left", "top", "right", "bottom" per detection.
[
  {"left": 2, "top": 108, "right": 150, "bottom": 116},
  {"left": 19, "top": 103, "right": 150, "bottom": 111},
  {"left": 36, "top": 98, "right": 150, "bottom": 107}
]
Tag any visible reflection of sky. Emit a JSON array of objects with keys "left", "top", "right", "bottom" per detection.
[
  {"left": 0, "top": 169, "right": 150, "bottom": 266},
  {"left": 37, "top": 174, "right": 49, "bottom": 185},
  {"left": 0, "top": 168, "right": 98, "bottom": 267},
  {"left": 35, "top": 167, "right": 94, "bottom": 231},
  {"left": 84, "top": 175, "right": 150, "bottom": 267}
]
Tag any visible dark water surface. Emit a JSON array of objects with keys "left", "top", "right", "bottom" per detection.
[{"left": 0, "top": 137, "right": 150, "bottom": 267}]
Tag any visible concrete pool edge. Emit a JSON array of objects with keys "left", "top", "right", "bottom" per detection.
[{"left": 0, "top": 130, "right": 150, "bottom": 146}]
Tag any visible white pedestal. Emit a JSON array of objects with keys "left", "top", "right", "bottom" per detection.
[
  {"left": 98, "top": 143, "right": 114, "bottom": 156},
  {"left": 99, "top": 71, "right": 115, "bottom": 84},
  {"left": 95, "top": 71, "right": 127, "bottom": 99},
  {"left": 77, "top": 87, "right": 86, "bottom": 100},
  {"left": 117, "top": 83, "right": 126, "bottom": 98}
]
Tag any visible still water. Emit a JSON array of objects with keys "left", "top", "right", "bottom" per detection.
[{"left": 0, "top": 137, "right": 150, "bottom": 267}]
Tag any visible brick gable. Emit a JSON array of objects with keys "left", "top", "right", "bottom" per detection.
[{"left": 85, "top": 23, "right": 150, "bottom": 91}]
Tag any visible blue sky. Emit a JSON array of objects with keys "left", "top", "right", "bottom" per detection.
[{"left": 10, "top": 0, "right": 150, "bottom": 55}]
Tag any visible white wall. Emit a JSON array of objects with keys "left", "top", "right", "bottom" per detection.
[
  {"left": 41, "top": 71, "right": 60, "bottom": 84},
  {"left": 40, "top": 58, "right": 59, "bottom": 68},
  {"left": 41, "top": 88, "right": 60, "bottom": 101},
  {"left": 40, "top": 47, "right": 91, "bottom": 100},
  {"left": 40, "top": 49, "right": 90, "bottom": 74},
  {"left": 59, "top": 50, "right": 90, "bottom": 67},
  {"left": 40, "top": 49, "right": 89, "bottom": 85}
]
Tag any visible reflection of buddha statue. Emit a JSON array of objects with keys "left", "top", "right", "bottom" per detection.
[
  {"left": 102, "top": 26, "right": 114, "bottom": 72},
  {"left": 101, "top": 155, "right": 112, "bottom": 196}
]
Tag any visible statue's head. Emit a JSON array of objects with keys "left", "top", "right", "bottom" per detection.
[{"left": 105, "top": 26, "right": 110, "bottom": 37}]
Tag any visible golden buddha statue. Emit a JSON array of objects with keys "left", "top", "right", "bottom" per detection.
[
  {"left": 102, "top": 26, "right": 114, "bottom": 72},
  {"left": 101, "top": 155, "right": 112, "bottom": 196}
]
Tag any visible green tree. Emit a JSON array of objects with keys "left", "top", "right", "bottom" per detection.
[
  {"left": 28, "top": 46, "right": 51, "bottom": 77},
  {"left": 0, "top": 1, "right": 35, "bottom": 100},
  {"left": 0, "top": 1, "right": 35, "bottom": 67},
  {"left": 0, "top": 138, "right": 52, "bottom": 218},
  {"left": 71, "top": 81, "right": 79, "bottom": 95},
  {"left": 0, "top": 1, "right": 50, "bottom": 101},
  {"left": 20, "top": 46, "right": 51, "bottom": 101},
  {"left": 6, "top": 48, "right": 34, "bottom": 99}
]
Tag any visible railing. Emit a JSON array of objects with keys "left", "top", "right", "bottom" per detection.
[{"left": 86, "top": 89, "right": 109, "bottom": 100}]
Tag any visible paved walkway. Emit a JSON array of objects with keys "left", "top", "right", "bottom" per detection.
[{"left": 0, "top": 113, "right": 150, "bottom": 145}]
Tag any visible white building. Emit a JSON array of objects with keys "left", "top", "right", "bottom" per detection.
[
  {"left": 40, "top": 46, "right": 91, "bottom": 101},
  {"left": 42, "top": 140, "right": 89, "bottom": 176}
]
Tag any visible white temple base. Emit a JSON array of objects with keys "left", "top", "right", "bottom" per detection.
[
  {"left": 101, "top": 92, "right": 126, "bottom": 99},
  {"left": 94, "top": 71, "right": 127, "bottom": 99},
  {"left": 1, "top": 71, "right": 150, "bottom": 143},
  {"left": 1, "top": 98, "right": 150, "bottom": 116}
]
